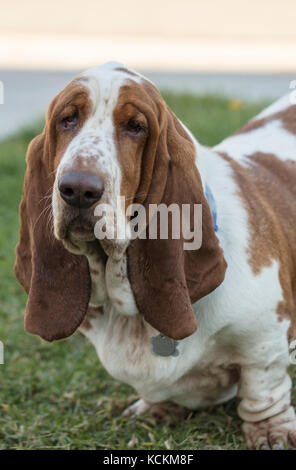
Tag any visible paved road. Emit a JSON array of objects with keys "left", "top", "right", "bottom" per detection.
[{"left": 0, "top": 69, "right": 295, "bottom": 140}]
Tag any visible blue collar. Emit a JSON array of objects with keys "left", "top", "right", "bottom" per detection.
[{"left": 205, "top": 184, "right": 218, "bottom": 232}]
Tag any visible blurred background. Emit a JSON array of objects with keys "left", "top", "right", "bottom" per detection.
[{"left": 1, "top": 0, "right": 296, "bottom": 139}]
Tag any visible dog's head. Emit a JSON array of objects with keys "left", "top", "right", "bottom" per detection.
[{"left": 15, "top": 62, "right": 226, "bottom": 342}]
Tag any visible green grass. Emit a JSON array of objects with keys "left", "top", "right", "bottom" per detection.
[{"left": 1, "top": 93, "right": 289, "bottom": 450}]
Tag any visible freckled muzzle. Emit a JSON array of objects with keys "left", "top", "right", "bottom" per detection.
[{"left": 58, "top": 171, "right": 105, "bottom": 209}]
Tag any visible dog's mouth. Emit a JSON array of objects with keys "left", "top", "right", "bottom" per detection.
[
  {"left": 66, "top": 215, "right": 96, "bottom": 242},
  {"left": 54, "top": 198, "right": 128, "bottom": 259},
  {"left": 54, "top": 202, "right": 97, "bottom": 244}
]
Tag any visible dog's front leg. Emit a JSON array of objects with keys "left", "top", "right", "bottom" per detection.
[{"left": 237, "top": 358, "right": 296, "bottom": 449}]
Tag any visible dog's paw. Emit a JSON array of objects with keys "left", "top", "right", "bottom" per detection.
[
  {"left": 122, "top": 398, "right": 152, "bottom": 417},
  {"left": 122, "top": 398, "right": 186, "bottom": 421},
  {"left": 243, "top": 407, "right": 296, "bottom": 450}
]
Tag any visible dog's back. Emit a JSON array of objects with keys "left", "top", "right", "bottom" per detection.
[{"left": 215, "top": 96, "right": 296, "bottom": 337}]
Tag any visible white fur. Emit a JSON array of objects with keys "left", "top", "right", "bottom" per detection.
[
  {"left": 215, "top": 118, "right": 296, "bottom": 164},
  {"left": 254, "top": 93, "right": 291, "bottom": 120}
]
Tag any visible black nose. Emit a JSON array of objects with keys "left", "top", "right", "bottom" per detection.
[{"left": 58, "top": 171, "right": 104, "bottom": 209}]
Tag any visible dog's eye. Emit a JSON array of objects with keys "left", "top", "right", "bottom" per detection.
[
  {"left": 124, "top": 119, "right": 146, "bottom": 136},
  {"left": 60, "top": 112, "right": 79, "bottom": 130}
]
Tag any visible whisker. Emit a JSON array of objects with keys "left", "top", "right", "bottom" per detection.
[
  {"left": 38, "top": 194, "right": 52, "bottom": 205},
  {"left": 48, "top": 168, "right": 57, "bottom": 176},
  {"left": 46, "top": 210, "right": 55, "bottom": 245},
  {"left": 45, "top": 184, "right": 54, "bottom": 195},
  {"left": 32, "top": 201, "right": 52, "bottom": 234}
]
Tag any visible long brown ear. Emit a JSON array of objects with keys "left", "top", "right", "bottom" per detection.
[
  {"left": 14, "top": 133, "right": 91, "bottom": 342},
  {"left": 127, "top": 100, "right": 227, "bottom": 340}
]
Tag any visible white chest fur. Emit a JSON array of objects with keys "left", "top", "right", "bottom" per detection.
[{"left": 79, "top": 303, "right": 239, "bottom": 408}]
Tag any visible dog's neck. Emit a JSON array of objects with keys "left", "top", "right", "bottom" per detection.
[{"left": 192, "top": 135, "right": 244, "bottom": 257}]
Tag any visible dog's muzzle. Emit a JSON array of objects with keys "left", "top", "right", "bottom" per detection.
[{"left": 58, "top": 171, "right": 105, "bottom": 209}]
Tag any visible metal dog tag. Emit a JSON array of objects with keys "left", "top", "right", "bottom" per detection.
[{"left": 150, "top": 334, "right": 179, "bottom": 357}]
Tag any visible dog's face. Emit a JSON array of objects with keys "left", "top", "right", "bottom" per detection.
[
  {"left": 15, "top": 61, "right": 226, "bottom": 342},
  {"left": 50, "top": 62, "right": 159, "bottom": 256}
]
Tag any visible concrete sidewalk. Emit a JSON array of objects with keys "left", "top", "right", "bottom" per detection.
[{"left": 0, "top": 69, "right": 295, "bottom": 140}]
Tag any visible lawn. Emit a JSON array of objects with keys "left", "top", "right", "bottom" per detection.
[{"left": 2, "top": 92, "right": 291, "bottom": 450}]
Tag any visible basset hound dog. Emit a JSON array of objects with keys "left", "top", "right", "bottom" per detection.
[{"left": 15, "top": 62, "right": 296, "bottom": 450}]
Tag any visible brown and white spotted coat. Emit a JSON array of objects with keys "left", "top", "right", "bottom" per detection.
[{"left": 15, "top": 62, "right": 296, "bottom": 450}]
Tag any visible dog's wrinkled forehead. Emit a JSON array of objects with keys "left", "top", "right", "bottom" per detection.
[
  {"left": 80, "top": 61, "right": 144, "bottom": 109},
  {"left": 56, "top": 62, "right": 145, "bottom": 172}
]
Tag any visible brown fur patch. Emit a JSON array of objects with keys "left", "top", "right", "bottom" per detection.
[
  {"left": 235, "top": 104, "right": 296, "bottom": 136},
  {"left": 234, "top": 116, "right": 269, "bottom": 135},
  {"left": 218, "top": 151, "right": 296, "bottom": 337},
  {"left": 14, "top": 80, "right": 93, "bottom": 342},
  {"left": 80, "top": 305, "right": 104, "bottom": 330},
  {"left": 113, "top": 80, "right": 152, "bottom": 208},
  {"left": 90, "top": 269, "right": 99, "bottom": 275},
  {"left": 279, "top": 106, "right": 296, "bottom": 135},
  {"left": 115, "top": 67, "right": 138, "bottom": 77},
  {"left": 48, "top": 79, "right": 92, "bottom": 171}
]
